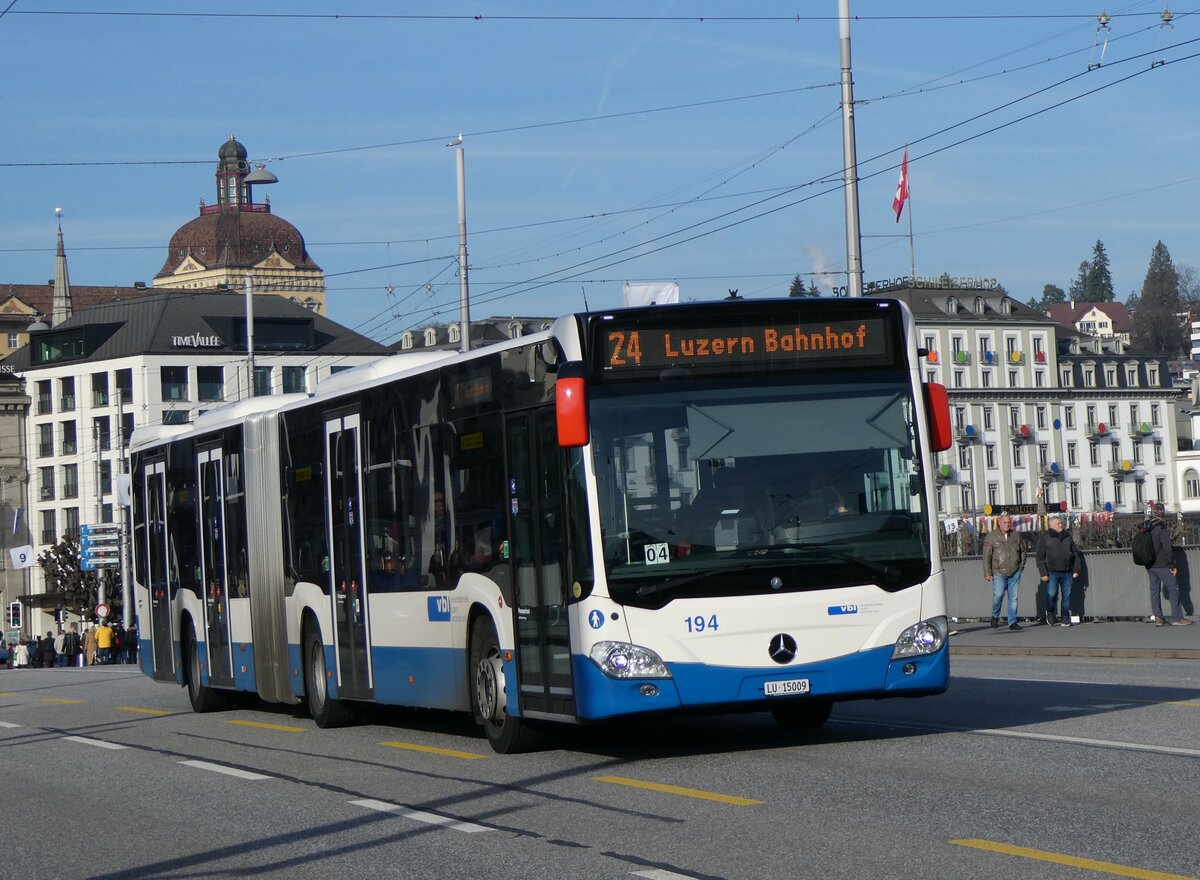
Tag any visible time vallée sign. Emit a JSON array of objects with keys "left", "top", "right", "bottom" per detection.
[{"left": 170, "top": 332, "right": 223, "bottom": 348}]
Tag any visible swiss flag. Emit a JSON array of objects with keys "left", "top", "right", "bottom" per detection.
[{"left": 892, "top": 148, "right": 909, "bottom": 222}]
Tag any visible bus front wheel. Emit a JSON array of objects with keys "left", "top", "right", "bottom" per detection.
[
  {"left": 304, "top": 625, "right": 356, "bottom": 728},
  {"left": 770, "top": 698, "right": 833, "bottom": 731},
  {"left": 469, "top": 617, "right": 540, "bottom": 754}
]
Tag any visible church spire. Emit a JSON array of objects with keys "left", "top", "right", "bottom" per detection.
[{"left": 51, "top": 208, "right": 73, "bottom": 326}]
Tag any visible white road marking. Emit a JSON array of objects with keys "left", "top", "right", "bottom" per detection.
[
  {"left": 0, "top": 721, "right": 21, "bottom": 729},
  {"left": 633, "top": 871, "right": 699, "bottom": 880},
  {"left": 63, "top": 735, "right": 126, "bottom": 750},
  {"left": 350, "top": 798, "right": 490, "bottom": 833},
  {"left": 179, "top": 760, "right": 272, "bottom": 780},
  {"left": 839, "top": 718, "right": 1200, "bottom": 758}
]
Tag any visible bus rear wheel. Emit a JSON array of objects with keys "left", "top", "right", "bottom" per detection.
[
  {"left": 304, "top": 625, "right": 356, "bottom": 728},
  {"left": 770, "top": 698, "right": 833, "bottom": 731},
  {"left": 469, "top": 617, "right": 540, "bottom": 754},
  {"left": 184, "top": 622, "right": 229, "bottom": 714}
]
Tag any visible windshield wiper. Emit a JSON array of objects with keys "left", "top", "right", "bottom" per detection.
[{"left": 634, "top": 569, "right": 729, "bottom": 600}]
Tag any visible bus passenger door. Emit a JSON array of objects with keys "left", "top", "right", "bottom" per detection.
[
  {"left": 324, "top": 412, "right": 374, "bottom": 701},
  {"left": 142, "top": 459, "right": 175, "bottom": 682},
  {"left": 197, "top": 447, "right": 234, "bottom": 688},
  {"left": 505, "top": 408, "right": 575, "bottom": 719}
]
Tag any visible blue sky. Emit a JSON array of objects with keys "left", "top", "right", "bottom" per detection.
[{"left": 3, "top": 2, "right": 1197, "bottom": 343}]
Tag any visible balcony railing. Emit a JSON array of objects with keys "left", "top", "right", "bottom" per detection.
[
  {"left": 60, "top": 394, "right": 76, "bottom": 412},
  {"left": 954, "top": 425, "right": 978, "bottom": 445},
  {"left": 93, "top": 391, "right": 110, "bottom": 406},
  {"left": 951, "top": 350, "right": 971, "bottom": 365},
  {"left": 40, "top": 530, "right": 57, "bottom": 545},
  {"left": 1129, "top": 422, "right": 1154, "bottom": 438},
  {"left": 1086, "top": 421, "right": 1111, "bottom": 440},
  {"left": 36, "top": 395, "right": 52, "bottom": 415}
]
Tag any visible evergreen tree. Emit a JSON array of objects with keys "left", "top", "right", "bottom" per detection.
[
  {"left": 1068, "top": 260, "right": 1089, "bottom": 302},
  {"left": 37, "top": 538, "right": 109, "bottom": 622},
  {"left": 787, "top": 274, "right": 819, "bottom": 297},
  {"left": 1041, "top": 284, "right": 1066, "bottom": 312},
  {"left": 1083, "top": 240, "right": 1115, "bottom": 302},
  {"left": 1130, "top": 241, "right": 1187, "bottom": 356}
]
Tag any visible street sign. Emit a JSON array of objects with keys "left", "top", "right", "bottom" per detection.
[
  {"left": 95, "top": 603, "right": 110, "bottom": 619},
  {"left": 81, "top": 523, "right": 121, "bottom": 570}
]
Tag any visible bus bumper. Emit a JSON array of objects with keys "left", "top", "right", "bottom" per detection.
[{"left": 571, "top": 643, "right": 948, "bottom": 721}]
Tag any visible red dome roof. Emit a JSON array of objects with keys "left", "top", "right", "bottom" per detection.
[{"left": 155, "top": 209, "right": 320, "bottom": 279}]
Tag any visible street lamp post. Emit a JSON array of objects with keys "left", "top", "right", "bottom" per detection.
[{"left": 449, "top": 135, "right": 471, "bottom": 352}]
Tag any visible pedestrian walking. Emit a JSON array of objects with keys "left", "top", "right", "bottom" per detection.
[
  {"left": 62, "top": 625, "right": 82, "bottom": 668},
  {"left": 1036, "top": 514, "right": 1082, "bottom": 626},
  {"left": 1139, "top": 502, "right": 1194, "bottom": 626},
  {"left": 13, "top": 639, "right": 30, "bottom": 669},
  {"left": 124, "top": 622, "right": 139, "bottom": 666},
  {"left": 53, "top": 630, "right": 67, "bottom": 667},
  {"left": 95, "top": 621, "right": 115, "bottom": 664},
  {"left": 83, "top": 626, "right": 98, "bottom": 667},
  {"left": 983, "top": 513, "right": 1027, "bottom": 631}
]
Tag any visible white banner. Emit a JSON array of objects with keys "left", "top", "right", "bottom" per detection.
[
  {"left": 8, "top": 545, "right": 35, "bottom": 570},
  {"left": 622, "top": 281, "right": 679, "bottom": 307}
]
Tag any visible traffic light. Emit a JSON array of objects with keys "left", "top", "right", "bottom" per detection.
[{"left": 6, "top": 601, "right": 20, "bottom": 630}]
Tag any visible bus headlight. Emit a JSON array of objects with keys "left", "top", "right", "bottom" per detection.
[
  {"left": 589, "top": 641, "right": 672, "bottom": 679},
  {"left": 891, "top": 616, "right": 948, "bottom": 659}
]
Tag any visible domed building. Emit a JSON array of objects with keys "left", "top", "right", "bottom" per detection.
[{"left": 153, "top": 135, "right": 326, "bottom": 314}]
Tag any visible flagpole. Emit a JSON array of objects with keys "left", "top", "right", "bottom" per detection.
[{"left": 906, "top": 155, "right": 916, "bottom": 281}]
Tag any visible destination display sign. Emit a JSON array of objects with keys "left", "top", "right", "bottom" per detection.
[{"left": 596, "top": 314, "right": 895, "bottom": 375}]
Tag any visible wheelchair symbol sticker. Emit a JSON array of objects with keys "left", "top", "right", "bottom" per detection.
[{"left": 588, "top": 609, "right": 605, "bottom": 630}]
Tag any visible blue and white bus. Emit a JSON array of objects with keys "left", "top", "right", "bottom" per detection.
[{"left": 130, "top": 297, "right": 953, "bottom": 752}]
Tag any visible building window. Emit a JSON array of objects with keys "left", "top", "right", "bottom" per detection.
[
  {"left": 1157, "top": 477, "right": 1167, "bottom": 502},
  {"left": 1092, "top": 480, "right": 1103, "bottom": 509},
  {"left": 1033, "top": 336, "right": 1045, "bottom": 357},
  {"left": 100, "top": 459, "right": 112, "bottom": 495},
  {"left": 1127, "top": 367, "right": 1138, "bottom": 385},
  {"left": 1009, "top": 406, "right": 1020, "bottom": 430},
  {"left": 39, "top": 466, "right": 55, "bottom": 501},
  {"left": 1089, "top": 442, "right": 1099, "bottom": 466},
  {"left": 1133, "top": 442, "right": 1143, "bottom": 465},
  {"left": 160, "top": 365, "right": 188, "bottom": 401},
  {"left": 400, "top": 331, "right": 414, "bottom": 350},
  {"left": 283, "top": 366, "right": 306, "bottom": 394},
  {"left": 60, "top": 376, "right": 76, "bottom": 412},
  {"left": 1069, "top": 481, "right": 1080, "bottom": 507},
  {"left": 1153, "top": 440, "right": 1163, "bottom": 464},
  {"left": 1086, "top": 404, "right": 1096, "bottom": 427},
  {"left": 92, "top": 372, "right": 109, "bottom": 406},
  {"left": 974, "top": 297, "right": 985, "bottom": 315},
  {"left": 983, "top": 407, "right": 994, "bottom": 430},
  {"left": 954, "top": 406, "right": 966, "bottom": 429},
  {"left": 1148, "top": 366, "right": 1158, "bottom": 385},
  {"left": 36, "top": 379, "right": 52, "bottom": 415},
  {"left": 923, "top": 334, "right": 935, "bottom": 352},
  {"left": 63, "top": 507, "right": 79, "bottom": 541},
  {"left": 1064, "top": 405, "right": 1075, "bottom": 429},
  {"left": 41, "top": 509, "right": 57, "bottom": 546},
  {"left": 926, "top": 370, "right": 936, "bottom": 384},
  {"left": 953, "top": 369, "right": 964, "bottom": 388},
  {"left": 1130, "top": 404, "right": 1140, "bottom": 427},
  {"left": 1035, "top": 370, "right": 1045, "bottom": 387},
  {"left": 198, "top": 366, "right": 224, "bottom": 401},
  {"left": 979, "top": 335, "right": 993, "bottom": 359},
  {"left": 38, "top": 423, "right": 53, "bottom": 458},
  {"left": 448, "top": 324, "right": 461, "bottom": 344},
  {"left": 61, "top": 421, "right": 77, "bottom": 455},
  {"left": 1038, "top": 443, "right": 1049, "bottom": 466},
  {"left": 1009, "top": 369, "right": 1018, "bottom": 386},
  {"left": 945, "top": 296, "right": 958, "bottom": 314},
  {"left": 253, "top": 366, "right": 273, "bottom": 397},
  {"left": 1012, "top": 444, "right": 1023, "bottom": 467},
  {"left": 6, "top": 332, "right": 17, "bottom": 348},
  {"left": 121, "top": 412, "right": 135, "bottom": 447},
  {"left": 1108, "top": 404, "right": 1119, "bottom": 427},
  {"left": 988, "top": 483, "right": 998, "bottom": 506},
  {"left": 62, "top": 463, "right": 78, "bottom": 499},
  {"left": 1083, "top": 368, "right": 1094, "bottom": 387},
  {"left": 1015, "top": 482, "right": 1025, "bottom": 504},
  {"left": 1151, "top": 404, "right": 1160, "bottom": 426},
  {"left": 1067, "top": 442, "right": 1077, "bottom": 467},
  {"left": 1036, "top": 405, "right": 1046, "bottom": 430},
  {"left": 985, "top": 444, "right": 996, "bottom": 468},
  {"left": 981, "top": 370, "right": 992, "bottom": 388},
  {"left": 424, "top": 328, "right": 437, "bottom": 346},
  {"left": 959, "top": 445, "right": 971, "bottom": 469},
  {"left": 1105, "top": 367, "right": 1117, "bottom": 385},
  {"left": 1113, "top": 480, "right": 1124, "bottom": 507},
  {"left": 93, "top": 416, "right": 110, "bottom": 452},
  {"left": 952, "top": 335, "right": 965, "bottom": 358},
  {"left": 1061, "top": 368, "right": 1072, "bottom": 386},
  {"left": 1135, "top": 480, "right": 1145, "bottom": 505},
  {"left": 115, "top": 368, "right": 133, "bottom": 404}
]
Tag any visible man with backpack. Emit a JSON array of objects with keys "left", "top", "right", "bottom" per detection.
[{"left": 1136, "top": 502, "right": 1194, "bottom": 626}]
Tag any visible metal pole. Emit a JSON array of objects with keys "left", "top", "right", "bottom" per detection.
[
  {"left": 839, "top": 0, "right": 864, "bottom": 298},
  {"left": 245, "top": 273, "right": 256, "bottom": 395},
  {"left": 456, "top": 145, "right": 471, "bottom": 352},
  {"left": 119, "top": 387, "right": 133, "bottom": 631}
]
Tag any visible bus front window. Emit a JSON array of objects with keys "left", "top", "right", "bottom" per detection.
[{"left": 589, "top": 374, "right": 932, "bottom": 606}]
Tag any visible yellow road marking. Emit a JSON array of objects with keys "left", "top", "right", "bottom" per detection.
[
  {"left": 40, "top": 697, "right": 83, "bottom": 704},
  {"left": 594, "top": 775, "right": 762, "bottom": 806},
  {"left": 378, "top": 741, "right": 487, "bottom": 760},
  {"left": 225, "top": 719, "right": 306, "bottom": 733},
  {"left": 952, "top": 838, "right": 1197, "bottom": 880},
  {"left": 0, "top": 693, "right": 15, "bottom": 697},
  {"left": 116, "top": 706, "right": 171, "bottom": 716},
  {"left": 1100, "top": 696, "right": 1200, "bottom": 707}
]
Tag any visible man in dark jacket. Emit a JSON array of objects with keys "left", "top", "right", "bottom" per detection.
[
  {"left": 983, "top": 514, "right": 1027, "bottom": 630},
  {"left": 1142, "top": 502, "right": 1194, "bottom": 626},
  {"left": 1036, "top": 515, "right": 1081, "bottom": 626}
]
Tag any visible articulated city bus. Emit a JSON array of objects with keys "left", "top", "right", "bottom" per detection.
[{"left": 130, "top": 297, "right": 953, "bottom": 752}]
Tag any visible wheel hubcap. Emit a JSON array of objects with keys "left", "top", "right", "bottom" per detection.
[{"left": 475, "top": 648, "right": 506, "bottom": 723}]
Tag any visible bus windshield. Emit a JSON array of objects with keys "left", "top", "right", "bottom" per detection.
[{"left": 590, "top": 372, "right": 932, "bottom": 606}]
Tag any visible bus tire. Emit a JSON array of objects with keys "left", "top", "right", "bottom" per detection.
[
  {"left": 469, "top": 617, "right": 540, "bottom": 754},
  {"left": 770, "top": 698, "right": 833, "bottom": 731},
  {"left": 304, "top": 625, "right": 356, "bottom": 729},
  {"left": 184, "top": 621, "right": 229, "bottom": 714}
]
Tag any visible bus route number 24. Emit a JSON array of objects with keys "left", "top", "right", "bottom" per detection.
[
  {"left": 608, "top": 330, "right": 643, "bottom": 366},
  {"left": 685, "top": 614, "right": 719, "bottom": 634}
]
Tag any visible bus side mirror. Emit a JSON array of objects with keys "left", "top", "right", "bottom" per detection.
[
  {"left": 556, "top": 361, "right": 589, "bottom": 448},
  {"left": 923, "top": 382, "right": 953, "bottom": 452}
]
